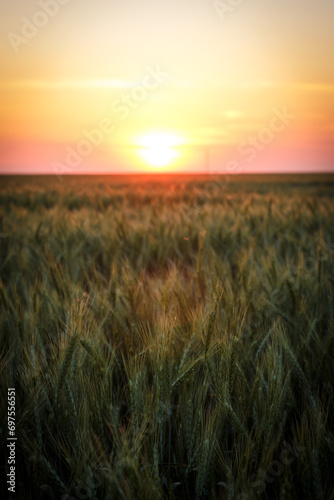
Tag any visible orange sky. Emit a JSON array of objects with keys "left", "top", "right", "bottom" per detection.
[{"left": 0, "top": 0, "right": 334, "bottom": 174}]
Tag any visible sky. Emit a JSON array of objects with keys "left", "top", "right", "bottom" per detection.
[{"left": 0, "top": 0, "right": 334, "bottom": 174}]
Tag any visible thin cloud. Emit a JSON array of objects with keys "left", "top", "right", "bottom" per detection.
[{"left": 0, "top": 79, "right": 137, "bottom": 89}]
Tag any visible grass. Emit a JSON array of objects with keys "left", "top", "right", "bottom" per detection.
[{"left": 0, "top": 174, "right": 334, "bottom": 499}]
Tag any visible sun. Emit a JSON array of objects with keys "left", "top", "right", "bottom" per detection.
[
  {"left": 139, "top": 145, "right": 178, "bottom": 168},
  {"left": 135, "top": 132, "right": 183, "bottom": 169}
]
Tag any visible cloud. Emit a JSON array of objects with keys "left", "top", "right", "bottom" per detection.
[
  {"left": 0, "top": 79, "right": 137, "bottom": 90},
  {"left": 1, "top": 79, "right": 334, "bottom": 93}
]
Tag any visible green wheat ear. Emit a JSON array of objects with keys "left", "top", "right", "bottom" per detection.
[
  {"left": 204, "top": 285, "right": 223, "bottom": 359},
  {"left": 227, "top": 338, "right": 239, "bottom": 398},
  {"left": 55, "top": 331, "right": 78, "bottom": 406},
  {"left": 0, "top": 279, "right": 9, "bottom": 311},
  {"left": 204, "top": 309, "right": 216, "bottom": 359}
]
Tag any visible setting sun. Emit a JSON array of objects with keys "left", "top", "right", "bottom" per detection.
[
  {"left": 135, "top": 132, "right": 184, "bottom": 169},
  {"left": 138, "top": 146, "right": 178, "bottom": 168}
]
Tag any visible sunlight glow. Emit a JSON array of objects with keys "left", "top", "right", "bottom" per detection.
[
  {"left": 138, "top": 146, "right": 179, "bottom": 168},
  {"left": 135, "top": 132, "right": 184, "bottom": 169}
]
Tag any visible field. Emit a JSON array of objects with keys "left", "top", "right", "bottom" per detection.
[{"left": 1, "top": 173, "right": 334, "bottom": 499}]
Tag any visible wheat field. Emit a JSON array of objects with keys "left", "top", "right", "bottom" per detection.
[{"left": 1, "top": 174, "right": 334, "bottom": 499}]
